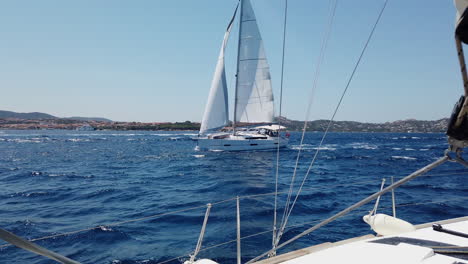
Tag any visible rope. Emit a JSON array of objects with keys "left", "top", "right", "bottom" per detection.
[
  {"left": 278, "top": 0, "right": 338, "bottom": 247},
  {"left": 276, "top": 0, "right": 388, "bottom": 247},
  {"left": 273, "top": 0, "right": 289, "bottom": 252}
]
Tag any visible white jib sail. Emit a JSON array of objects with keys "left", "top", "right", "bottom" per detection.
[
  {"left": 235, "top": 0, "right": 274, "bottom": 124},
  {"left": 199, "top": 6, "right": 238, "bottom": 135}
]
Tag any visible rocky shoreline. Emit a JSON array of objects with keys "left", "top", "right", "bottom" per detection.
[{"left": 0, "top": 117, "right": 449, "bottom": 133}]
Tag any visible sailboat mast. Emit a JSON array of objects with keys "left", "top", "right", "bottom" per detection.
[{"left": 232, "top": 0, "right": 244, "bottom": 135}]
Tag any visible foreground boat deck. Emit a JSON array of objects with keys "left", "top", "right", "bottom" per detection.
[{"left": 256, "top": 216, "right": 468, "bottom": 264}]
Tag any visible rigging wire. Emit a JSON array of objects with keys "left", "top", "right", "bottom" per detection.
[
  {"left": 277, "top": 0, "right": 338, "bottom": 246},
  {"left": 276, "top": 0, "right": 389, "bottom": 247},
  {"left": 273, "top": 0, "right": 289, "bottom": 252}
]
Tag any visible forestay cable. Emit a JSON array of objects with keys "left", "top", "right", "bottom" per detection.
[
  {"left": 277, "top": 0, "right": 338, "bottom": 247},
  {"left": 275, "top": 0, "right": 389, "bottom": 247},
  {"left": 273, "top": 0, "right": 289, "bottom": 253}
]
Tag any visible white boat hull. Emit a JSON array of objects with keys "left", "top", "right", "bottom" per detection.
[{"left": 196, "top": 134, "right": 289, "bottom": 151}]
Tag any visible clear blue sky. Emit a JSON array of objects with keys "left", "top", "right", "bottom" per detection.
[{"left": 0, "top": 0, "right": 461, "bottom": 123}]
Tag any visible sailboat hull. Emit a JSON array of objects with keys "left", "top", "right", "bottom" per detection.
[{"left": 196, "top": 134, "right": 289, "bottom": 151}]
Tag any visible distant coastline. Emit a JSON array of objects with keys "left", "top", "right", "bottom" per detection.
[{"left": 0, "top": 110, "right": 449, "bottom": 133}]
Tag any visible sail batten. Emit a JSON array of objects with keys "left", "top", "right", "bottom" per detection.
[{"left": 234, "top": 0, "right": 275, "bottom": 124}]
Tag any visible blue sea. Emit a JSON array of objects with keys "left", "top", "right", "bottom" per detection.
[{"left": 0, "top": 130, "right": 466, "bottom": 264}]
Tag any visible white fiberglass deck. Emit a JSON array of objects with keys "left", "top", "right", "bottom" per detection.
[{"left": 256, "top": 216, "right": 468, "bottom": 264}]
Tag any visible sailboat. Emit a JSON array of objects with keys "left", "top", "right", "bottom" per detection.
[{"left": 196, "top": 0, "right": 289, "bottom": 151}]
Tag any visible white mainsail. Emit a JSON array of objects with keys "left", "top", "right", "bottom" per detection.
[
  {"left": 199, "top": 6, "right": 238, "bottom": 135},
  {"left": 455, "top": 0, "right": 468, "bottom": 22},
  {"left": 234, "top": 0, "right": 274, "bottom": 124}
]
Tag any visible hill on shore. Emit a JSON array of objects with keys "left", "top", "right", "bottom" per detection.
[
  {"left": 0, "top": 110, "right": 57, "bottom": 120},
  {"left": 0, "top": 110, "right": 112, "bottom": 122}
]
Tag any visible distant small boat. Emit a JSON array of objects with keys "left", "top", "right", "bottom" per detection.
[
  {"left": 76, "top": 124, "right": 95, "bottom": 131},
  {"left": 197, "top": 0, "right": 289, "bottom": 151}
]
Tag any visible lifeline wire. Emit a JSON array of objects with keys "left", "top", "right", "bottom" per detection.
[
  {"left": 1, "top": 170, "right": 464, "bottom": 249},
  {"left": 155, "top": 196, "right": 468, "bottom": 264},
  {"left": 1, "top": 169, "right": 464, "bottom": 250}
]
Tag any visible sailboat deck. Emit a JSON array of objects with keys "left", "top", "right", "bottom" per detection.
[{"left": 255, "top": 216, "right": 468, "bottom": 264}]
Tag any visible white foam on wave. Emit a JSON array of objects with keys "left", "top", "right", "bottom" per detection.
[
  {"left": 419, "top": 148, "right": 429, "bottom": 151},
  {"left": 289, "top": 144, "right": 337, "bottom": 151},
  {"left": 9, "top": 138, "right": 42, "bottom": 143},
  {"left": 349, "top": 142, "right": 378, "bottom": 150},
  {"left": 392, "top": 136, "right": 411, "bottom": 140},
  {"left": 150, "top": 134, "right": 173, "bottom": 137},
  {"left": 314, "top": 146, "right": 337, "bottom": 151},
  {"left": 392, "top": 156, "right": 416, "bottom": 160},
  {"left": 144, "top": 155, "right": 162, "bottom": 160},
  {"left": 67, "top": 133, "right": 103, "bottom": 137},
  {"left": 22, "top": 191, "right": 48, "bottom": 197},
  {"left": 99, "top": 226, "right": 113, "bottom": 232},
  {"left": 152, "top": 133, "right": 196, "bottom": 137},
  {"left": 392, "top": 147, "right": 402, "bottom": 150},
  {"left": 210, "top": 149, "right": 224, "bottom": 152},
  {"left": 66, "top": 138, "right": 91, "bottom": 142},
  {"left": 193, "top": 154, "right": 205, "bottom": 158},
  {"left": 405, "top": 148, "right": 415, "bottom": 151}
]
